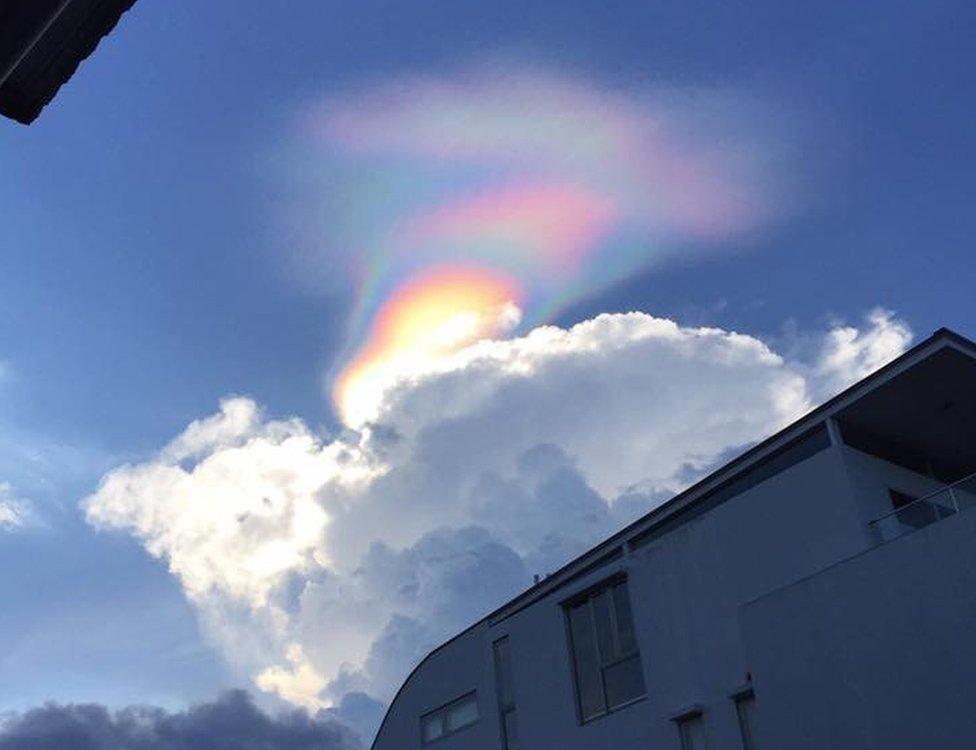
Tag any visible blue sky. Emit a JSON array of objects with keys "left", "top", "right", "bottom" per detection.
[{"left": 1, "top": 0, "right": 974, "bottom": 743}]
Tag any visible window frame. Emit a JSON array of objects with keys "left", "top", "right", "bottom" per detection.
[
  {"left": 563, "top": 574, "right": 646, "bottom": 724},
  {"left": 493, "top": 636, "right": 518, "bottom": 750},
  {"left": 671, "top": 705, "right": 706, "bottom": 750},
  {"left": 730, "top": 685, "right": 759, "bottom": 750},
  {"left": 420, "top": 691, "right": 479, "bottom": 746}
]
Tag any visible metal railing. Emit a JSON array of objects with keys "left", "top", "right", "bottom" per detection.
[{"left": 869, "top": 470, "right": 976, "bottom": 543}]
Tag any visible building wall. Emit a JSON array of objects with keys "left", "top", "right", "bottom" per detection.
[
  {"left": 840, "top": 444, "right": 947, "bottom": 526},
  {"left": 741, "top": 504, "right": 976, "bottom": 750},
  {"left": 372, "top": 621, "right": 500, "bottom": 750},
  {"left": 375, "top": 441, "right": 878, "bottom": 750}
]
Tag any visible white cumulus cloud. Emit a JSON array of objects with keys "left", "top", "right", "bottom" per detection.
[
  {"left": 815, "top": 307, "right": 913, "bottom": 399},
  {"left": 83, "top": 310, "right": 911, "bottom": 740},
  {"left": 0, "top": 482, "right": 33, "bottom": 532}
]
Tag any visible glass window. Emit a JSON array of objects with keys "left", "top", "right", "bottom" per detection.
[
  {"left": 494, "top": 637, "right": 514, "bottom": 709},
  {"left": 421, "top": 693, "right": 477, "bottom": 745},
  {"left": 566, "top": 577, "right": 645, "bottom": 722},
  {"left": 734, "top": 690, "right": 760, "bottom": 750},
  {"left": 493, "top": 637, "right": 519, "bottom": 750},
  {"left": 568, "top": 599, "right": 605, "bottom": 720},
  {"left": 446, "top": 698, "right": 478, "bottom": 731},
  {"left": 612, "top": 580, "right": 637, "bottom": 654},
  {"left": 677, "top": 714, "right": 706, "bottom": 750},
  {"left": 421, "top": 714, "right": 444, "bottom": 743},
  {"left": 593, "top": 589, "right": 616, "bottom": 659},
  {"left": 502, "top": 710, "right": 519, "bottom": 750},
  {"left": 603, "top": 653, "right": 644, "bottom": 708}
]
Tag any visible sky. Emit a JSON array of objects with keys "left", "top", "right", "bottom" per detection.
[{"left": 1, "top": 1, "right": 975, "bottom": 747}]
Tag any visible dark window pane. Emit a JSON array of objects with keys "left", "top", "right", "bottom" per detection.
[
  {"left": 592, "top": 589, "right": 617, "bottom": 661},
  {"left": 493, "top": 637, "right": 514, "bottom": 709},
  {"left": 612, "top": 581, "right": 637, "bottom": 655},
  {"left": 735, "top": 693, "right": 760, "bottom": 750},
  {"left": 569, "top": 601, "right": 605, "bottom": 720},
  {"left": 421, "top": 714, "right": 444, "bottom": 743},
  {"left": 603, "top": 653, "right": 645, "bottom": 709},
  {"left": 503, "top": 709, "right": 519, "bottom": 750},
  {"left": 446, "top": 696, "right": 478, "bottom": 731},
  {"left": 679, "top": 716, "right": 706, "bottom": 750},
  {"left": 889, "top": 489, "right": 917, "bottom": 509},
  {"left": 898, "top": 500, "right": 940, "bottom": 529}
]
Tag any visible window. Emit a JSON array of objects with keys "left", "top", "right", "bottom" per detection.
[
  {"left": 733, "top": 688, "right": 759, "bottom": 750},
  {"left": 889, "top": 488, "right": 918, "bottom": 509},
  {"left": 420, "top": 693, "right": 478, "bottom": 745},
  {"left": 566, "top": 577, "right": 645, "bottom": 722},
  {"left": 493, "top": 637, "right": 519, "bottom": 750},
  {"left": 672, "top": 706, "right": 706, "bottom": 750},
  {"left": 676, "top": 714, "right": 706, "bottom": 750}
]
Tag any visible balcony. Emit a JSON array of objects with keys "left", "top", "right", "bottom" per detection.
[{"left": 869, "top": 471, "right": 976, "bottom": 543}]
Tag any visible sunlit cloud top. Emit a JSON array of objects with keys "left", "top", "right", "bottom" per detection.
[
  {"left": 285, "top": 65, "right": 788, "bottom": 425},
  {"left": 0, "top": 481, "right": 32, "bottom": 532}
]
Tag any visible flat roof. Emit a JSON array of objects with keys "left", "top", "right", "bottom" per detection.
[{"left": 0, "top": 0, "right": 139, "bottom": 125}]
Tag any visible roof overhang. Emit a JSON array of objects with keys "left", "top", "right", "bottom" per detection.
[
  {"left": 0, "top": 0, "right": 138, "bottom": 125},
  {"left": 835, "top": 344, "right": 976, "bottom": 481}
]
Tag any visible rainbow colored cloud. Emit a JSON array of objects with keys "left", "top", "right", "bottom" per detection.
[{"left": 288, "top": 66, "right": 784, "bottom": 425}]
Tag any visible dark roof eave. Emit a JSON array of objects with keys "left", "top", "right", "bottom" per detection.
[{"left": 0, "top": 0, "right": 139, "bottom": 125}]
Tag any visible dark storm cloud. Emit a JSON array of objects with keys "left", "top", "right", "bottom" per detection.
[{"left": 0, "top": 690, "right": 362, "bottom": 750}]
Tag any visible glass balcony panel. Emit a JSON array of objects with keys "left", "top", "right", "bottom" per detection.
[{"left": 871, "top": 471, "right": 976, "bottom": 542}]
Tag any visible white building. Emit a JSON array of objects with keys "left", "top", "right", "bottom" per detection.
[{"left": 372, "top": 327, "right": 976, "bottom": 750}]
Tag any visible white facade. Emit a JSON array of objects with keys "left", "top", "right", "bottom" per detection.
[{"left": 372, "top": 329, "right": 976, "bottom": 750}]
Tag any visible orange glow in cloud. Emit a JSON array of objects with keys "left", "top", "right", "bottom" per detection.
[
  {"left": 400, "top": 182, "right": 618, "bottom": 270},
  {"left": 334, "top": 266, "right": 523, "bottom": 426}
]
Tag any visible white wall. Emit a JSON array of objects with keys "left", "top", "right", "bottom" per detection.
[
  {"left": 742, "top": 505, "right": 976, "bottom": 749},
  {"left": 840, "top": 445, "right": 947, "bottom": 525}
]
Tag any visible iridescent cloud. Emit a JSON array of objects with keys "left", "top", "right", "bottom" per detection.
[
  {"left": 334, "top": 265, "right": 522, "bottom": 426},
  {"left": 397, "top": 182, "right": 618, "bottom": 274},
  {"left": 287, "top": 65, "right": 786, "bottom": 425}
]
